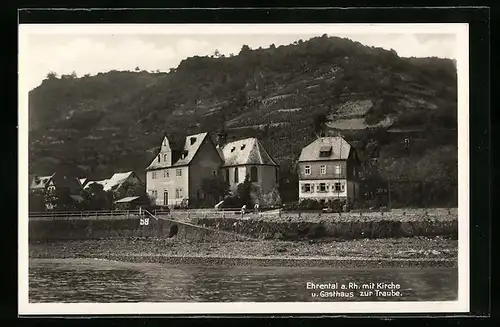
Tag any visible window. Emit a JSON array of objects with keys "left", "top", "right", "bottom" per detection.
[
  {"left": 157, "top": 155, "right": 160, "bottom": 163},
  {"left": 212, "top": 170, "right": 217, "bottom": 177},
  {"left": 225, "top": 169, "right": 230, "bottom": 182},
  {"left": 163, "top": 191, "right": 168, "bottom": 205},
  {"left": 319, "top": 145, "right": 332, "bottom": 157},
  {"left": 176, "top": 169, "right": 182, "bottom": 177},
  {"left": 319, "top": 183, "right": 326, "bottom": 192},
  {"left": 176, "top": 188, "right": 183, "bottom": 199},
  {"left": 304, "top": 165, "right": 311, "bottom": 175},
  {"left": 164, "top": 169, "right": 169, "bottom": 178},
  {"left": 152, "top": 190, "right": 158, "bottom": 199},
  {"left": 334, "top": 182, "right": 342, "bottom": 192},
  {"left": 320, "top": 165, "right": 326, "bottom": 175},
  {"left": 335, "top": 165, "right": 341, "bottom": 175},
  {"left": 234, "top": 167, "right": 239, "bottom": 183},
  {"left": 190, "top": 137, "right": 197, "bottom": 145},
  {"left": 231, "top": 146, "right": 236, "bottom": 152},
  {"left": 152, "top": 171, "right": 157, "bottom": 179},
  {"left": 303, "top": 183, "right": 311, "bottom": 193},
  {"left": 163, "top": 154, "right": 167, "bottom": 162},
  {"left": 240, "top": 144, "right": 246, "bottom": 150},
  {"left": 250, "top": 166, "right": 258, "bottom": 182}
]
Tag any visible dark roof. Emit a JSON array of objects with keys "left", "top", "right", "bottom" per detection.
[{"left": 51, "top": 174, "right": 83, "bottom": 194}]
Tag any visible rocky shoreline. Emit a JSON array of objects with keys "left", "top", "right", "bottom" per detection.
[{"left": 29, "top": 236, "right": 458, "bottom": 268}]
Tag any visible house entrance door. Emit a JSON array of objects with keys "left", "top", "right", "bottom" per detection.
[{"left": 163, "top": 191, "right": 168, "bottom": 206}]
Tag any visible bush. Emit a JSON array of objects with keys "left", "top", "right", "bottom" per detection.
[
  {"left": 306, "top": 223, "right": 327, "bottom": 238},
  {"left": 298, "top": 199, "right": 323, "bottom": 210}
]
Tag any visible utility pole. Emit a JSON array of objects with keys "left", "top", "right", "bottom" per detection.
[{"left": 388, "top": 179, "right": 392, "bottom": 211}]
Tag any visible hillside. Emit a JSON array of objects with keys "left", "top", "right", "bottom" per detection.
[{"left": 28, "top": 35, "right": 458, "bottom": 206}]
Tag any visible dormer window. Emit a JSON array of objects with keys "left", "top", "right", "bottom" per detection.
[
  {"left": 231, "top": 146, "right": 236, "bottom": 152},
  {"left": 181, "top": 151, "right": 188, "bottom": 159},
  {"left": 319, "top": 145, "right": 332, "bottom": 157},
  {"left": 240, "top": 144, "right": 246, "bottom": 150},
  {"left": 163, "top": 154, "right": 167, "bottom": 161},
  {"left": 190, "top": 137, "right": 196, "bottom": 145}
]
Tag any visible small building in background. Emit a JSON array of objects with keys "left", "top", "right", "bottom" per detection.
[
  {"left": 114, "top": 195, "right": 151, "bottom": 210},
  {"left": 84, "top": 171, "right": 142, "bottom": 193},
  {"left": 29, "top": 173, "right": 84, "bottom": 210},
  {"left": 298, "top": 136, "right": 361, "bottom": 208}
]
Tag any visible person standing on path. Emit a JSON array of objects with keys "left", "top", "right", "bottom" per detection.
[
  {"left": 254, "top": 202, "right": 260, "bottom": 215},
  {"left": 241, "top": 204, "right": 247, "bottom": 218}
]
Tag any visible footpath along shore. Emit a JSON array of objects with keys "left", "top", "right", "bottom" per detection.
[{"left": 29, "top": 236, "right": 458, "bottom": 268}]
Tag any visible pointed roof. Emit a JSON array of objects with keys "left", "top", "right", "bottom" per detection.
[
  {"left": 103, "top": 171, "right": 136, "bottom": 191},
  {"left": 299, "top": 136, "right": 352, "bottom": 162},
  {"left": 30, "top": 173, "right": 55, "bottom": 190},
  {"left": 50, "top": 174, "right": 83, "bottom": 194},
  {"left": 220, "top": 137, "right": 277, "bottom": 167},
  {"left": 146, "top": 132, "right": 209, "bottom": 170},
  {"left": 84, "top": 179, "right": 108, "bottom": 190}
]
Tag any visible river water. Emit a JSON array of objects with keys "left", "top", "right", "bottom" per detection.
[{"left": 29, "top": 258, "right": 457, "bottom": 302}]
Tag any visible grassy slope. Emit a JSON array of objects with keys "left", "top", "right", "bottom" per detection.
[{"left": 28, "top": 36, "right": 457, "bottom": 204}]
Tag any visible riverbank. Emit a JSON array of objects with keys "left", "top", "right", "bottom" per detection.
[{"left": 29, "top": 236, "right": 458, "bottom": 268}]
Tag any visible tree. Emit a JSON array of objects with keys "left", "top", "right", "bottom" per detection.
[
  {"left": 239, "top": 44, "right": 252, "bottom": 55},
  {"left": 200, "top": 175, "right": 230, "bottom": 202},
  {"left": 135, "top": 66, "right": 140, "bottom": 71},
  {"left": 45, "top": 187, "right": 78, "bottom": 211},
  {"left": 270, "top": 44, "right": 276, "bottom": 49},
  {"left": 81, "top": 183, "right": 112, "bottom": 210},
  {"left": 214, "top": 49, "right": 221, "bottom": 58},
  {"left": 236, "top": 174, "right": 254, "bottom": 207},
  {"left": 46, "top": 71, "right": 58, "bottom": 80},
  {"left": 313, "top": 112, "right": 328, "bottom": 136},
  {"left": 114, "top": 181, "right": 147, "bottom": 200}
]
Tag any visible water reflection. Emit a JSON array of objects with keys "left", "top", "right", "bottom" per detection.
[{"left": 29, "top": 259, "right": 458, "bottom": 303}]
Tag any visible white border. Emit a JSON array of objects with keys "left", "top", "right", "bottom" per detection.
[{"left": 18, "top": 23, "right": 469, "bottom": 315}]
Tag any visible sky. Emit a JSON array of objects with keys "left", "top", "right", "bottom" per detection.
[{"left": 20, "top": 24, "right": 460, "bottom": 91}]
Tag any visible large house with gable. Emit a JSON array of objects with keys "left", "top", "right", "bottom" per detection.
[
  {"left": 145, "top": 132, "right": 223, "bottom": 207},
  {"left": 298, "top": 136, "right": 361, "bottom": 208},
  {"left": 145, "top": 131, "right": 278, "bottom": 208}
]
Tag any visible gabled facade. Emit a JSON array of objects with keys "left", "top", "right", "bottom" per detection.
[
  {"left": 145, "top": 132, "right": 222, "bottom": 207},
  {"left": 298, "top": 136, "right": 361, "bottom": 207},
  {"left": 29, "top": 173, "right": 84, "bottom": 209},
  {"left": 217, "top": 136, "right": 278, "bottom": 197}
]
